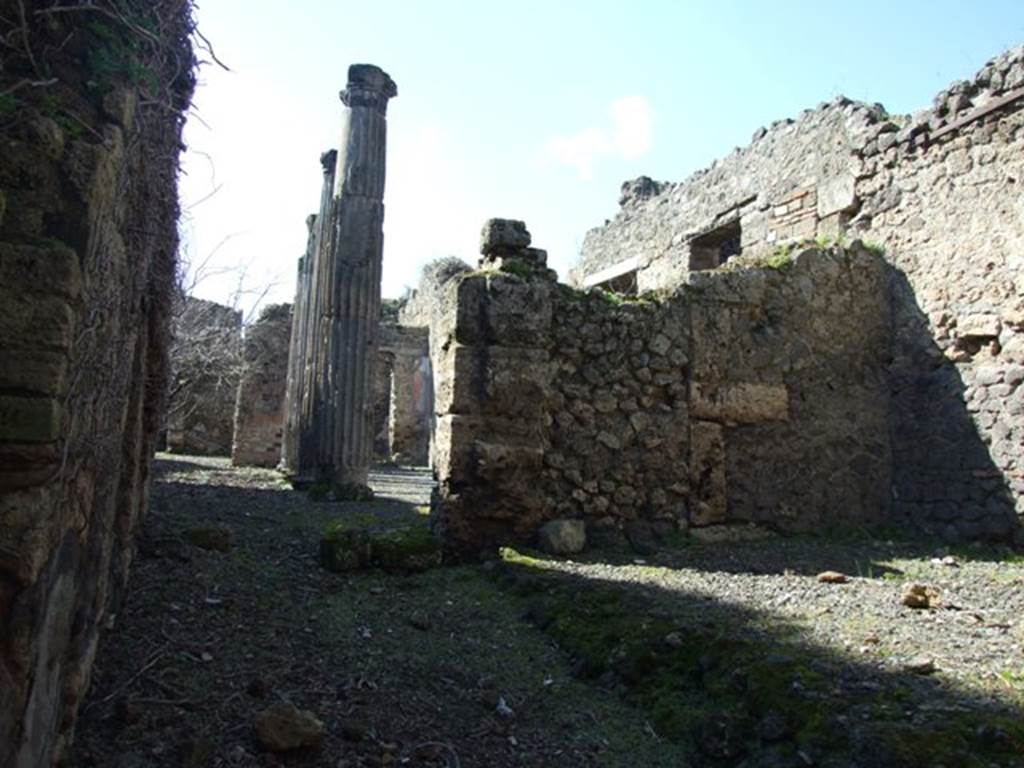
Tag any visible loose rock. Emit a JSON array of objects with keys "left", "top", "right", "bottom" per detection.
[
  {"left": 183, "top": 526, "right": 232, "bottom": 552},
  {"left": 538, "top": 519, "right": 586, "bottom": 555},
  {"left": 816, "top": 570, "right": 849, "bottom": 584},
  {"left": 902, "top": 583, "right": 941, "bottom": 609},
  {"left": 254, "top": 704, "right": 325, "bottom": 752},
  {"left": 906, "top": 657, "right": 937, "bottom": 675}
]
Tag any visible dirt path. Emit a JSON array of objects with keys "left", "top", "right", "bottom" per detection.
[
  {"left": 72, "top": 456, "right": 1024, "bottom": 767},
  {"left": 72, "top": 456, "right": 683, "bottom": 767}
]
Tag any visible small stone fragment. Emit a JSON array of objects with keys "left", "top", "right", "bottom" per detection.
[
  {"left": 538, "top": 518, "right": 586, "bottom": 555},
  {"left": 817, "top": 570, "right": 849, "bottom": 584},
  {"left": 340, "top": 718, "right": 369, "bottom": 742},
  {"left": 408, "top": 611, "right": 431, "bottom": 631},
  {"left": 906, "top": 657, "right": 936, "bottom": 675},
  {"left": 183, "top": 526, "right": 232, "bottom": 552},
  {"left": 664, "top": 632, "right": 683, "bottom": 649},
  {"left": 902, "top": 583, "right": 940, "bottom": 609},
  {"left": 254, "top": 703, "right": 325, "bottom": 752}
]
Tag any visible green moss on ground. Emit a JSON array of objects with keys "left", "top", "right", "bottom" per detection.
[{"left": 321, "top": 517, "right": 442, "bottom": 573}]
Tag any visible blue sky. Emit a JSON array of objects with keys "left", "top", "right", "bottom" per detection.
[{"left": 180, "top": 1, "right": 1024, "bottom": 315}]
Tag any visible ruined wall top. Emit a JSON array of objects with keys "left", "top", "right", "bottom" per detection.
[
  {"left": 399, "top": 256, "right": 472, "bottom": 328},
  {"left": 573, "top": 43, "right": 1024, "bottom": 289},
  {"left": 340, "top": 63, "right": 398, "bottom": 114}
]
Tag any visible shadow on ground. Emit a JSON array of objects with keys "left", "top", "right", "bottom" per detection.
[
  {"left": 494, "top": 549, "right": 1024, "bottom": 767},
  {"left": 72, "top": 456, "right": 1023, "bottom": 768}
]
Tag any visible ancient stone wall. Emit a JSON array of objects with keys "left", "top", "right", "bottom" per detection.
[
  {"left": 231, "top": 303, "right": 292, "bottom": 467},
  {"left": 0, "top": 3, "right": 194, "bottom": 764},
  {"left": 166, "top": 296, "right": 242, "bottom": 455},
  {"left": 850, "top": 45, "right": 1024, "bottom": 541},
  {"left": 545, "top": 291, "right": 690, "bottom": 531},
  {"left": 432, "top": 242, "right": 891, "bottom": 553},
  {"left": 399, "top": 257, "right": 471, "bottom": 465},
  {"left": 688, "top": 249, "right": 892, "bottom": 532},
  {"left": 573, "top": 45, "right": 1024, "bottom": 544}
]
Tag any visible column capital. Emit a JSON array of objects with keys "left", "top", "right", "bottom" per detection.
[{"left": 339, "top": 64, "right": 397, "bottom": 114}]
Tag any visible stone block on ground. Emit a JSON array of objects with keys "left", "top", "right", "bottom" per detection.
[{"left": 538, "top": 518, "right": 586, "bottom": 555}]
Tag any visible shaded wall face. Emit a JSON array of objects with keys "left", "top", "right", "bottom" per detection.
[
  {"left": 854, "top": 89, "right": 1024, "bottom": 541},
  {"left": 0, "top": 4, "right": 193, "bottom": 764},
  {"left": 231, "top": 306, "right": 293, "bottom": 468},
  {"left": 431, "top": 247, "right": 892, "bottom": 552},
  {"left": 372, "top": 350, "right": 394, "bottom": 461},
  {"left": 689, "top": 251, "right": 892, "bottom": 532}
]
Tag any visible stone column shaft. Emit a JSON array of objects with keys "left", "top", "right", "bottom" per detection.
[{"left": 283, "top": 64, "right": 396, "bottom": 487}]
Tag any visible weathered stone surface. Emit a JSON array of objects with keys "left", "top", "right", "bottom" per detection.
[
  {"left": 480, "top": 218, "right": 531, "bottom": 255},
  {"left": 254, "top": 704, "right": 325, "bottom": 752},
  {"left": 538, "top": 519, "right": 586, "bottom": 555},
  {"left": 690, "top": 382, "right": 788, "bottom": 424},
  {"left": 958, "top": 313, "right": 1001, "bottom": 339},
  {"left": 690, "top": 421, "right": 727, "bottom": 526},
  {"left": 566, "top": 45, "right": 1024, "bottom": 543},
  {"left": 0, "top": 396, "right": 61, "bottom": 443},
  {"left": 902, "top": 583, "right": 941, "bottom": 609},
  {"left": 0, "top": 6, "right": 194, "bottom": 764},
  {"left": 434, "top": 228, "right": 895, "bottom": 549},
  {"left": 434, "top": 344, "right": 550, "bottom": 417}
]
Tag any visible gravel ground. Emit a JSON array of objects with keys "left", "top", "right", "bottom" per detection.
[
  {"left": 71, "top": 455, "right": 1024, "bottom": 768},
  {"left": 543, "top": 535, "right": 1024, "bottom": 705}
]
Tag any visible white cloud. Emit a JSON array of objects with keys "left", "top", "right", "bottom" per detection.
[
  {"left": 545, "top": 127, "right": 612, "bottom": 180},
  {"left": 544, "top": 95, "right": 654, "bottom": 179},
  {"left": 609, "top": 95, "right": 654, "bottom": 159}
]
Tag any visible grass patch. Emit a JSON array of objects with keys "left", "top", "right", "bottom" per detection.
[{"left": 862, "top": 240, "right": 887, "bottom": 257}]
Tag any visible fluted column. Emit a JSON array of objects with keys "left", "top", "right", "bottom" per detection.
[
  {"left": 321, "top": 64, "right": 397, "bottom": 488},
  {"left": 281, "top": 149, "right": 337, "bottom": 480},
  {"left": 280, "top": 215, "right": 315, "bottom": 474}
]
